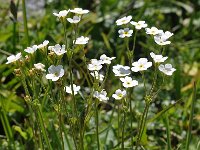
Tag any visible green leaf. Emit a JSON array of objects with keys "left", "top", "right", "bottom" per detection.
[{"left": 13, "top": 125, "right": 28, "bottom": 140}]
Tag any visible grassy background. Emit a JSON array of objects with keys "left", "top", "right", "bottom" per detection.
[{"left": 0, "top": 0, "right": 200, "bottom": 149}]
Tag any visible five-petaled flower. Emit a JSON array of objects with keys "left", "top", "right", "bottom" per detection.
[
  {"left": 70, "top": 8, "right": 89, "bottom": 15},
  {"left": 154, "top": 31, "right": 173, "bottom": 45},
  {"left": 130, "top": 21, "right": 148, "bottom": 30},
  {"left": 53, "top": 10, "right": 70, "bottom": 18},
  {"left": 158, "top": 64, "right": 176, "bottom": 76},
  {"left": 113, "top": 64, "right": 131, "bottom": 76},
  {"left": 37, "top": 40, "right": 49, "bottom": 49},
  {"left": 93, "top": 90, "right": 109, "bottom": 102},
  {"left": 118, "top": 28, "right": 133, "bottom": 38},
  {"left": 24, "top": 45, "right": 38, "bottom": 54},
  {"left": 116, "top": 16, "right": 132, "bottom": 26},
  {"left": 48, "top": 44, "right": 66, "bottom": 55},
  {"left": 90, "top": 71, "right": 104, "bottom": 81},
  {"left": 67, "top": 16, "right": 81, "bottom": 24},
  {"left": 100, "top": 54, "right": 115, "bottom": 64},
  {"left": 88, "top": 59, "right": 103, "bottom": 71},
  {"left": 131, "top": 58, "right": 152, "bottom": 72},
  {"left": 74, "top": 36, "right": 89, "bottom": 45},
  {"left": 65, "top": 84, "right": 80, "bottom": 95},
  {"left": 46, "top": 65, "right": 64, "bottom": 81},
  {"left": 150, "top": 52, "right": 168, "bottom": 63},
  {"left": 145, "top": 27, "right": 163, "bottom": 35},
  {"left": 34, "top": 63, "right": 45, "bottom": 72},
  {"left": 120, "top": 76, "right": 138, "bottom": 88},
  {"left": 112, "top": 89, "right": 126, "bottom": 100},
  {"left": 6, "top": 52, "right": 22, "bottom": 64}
]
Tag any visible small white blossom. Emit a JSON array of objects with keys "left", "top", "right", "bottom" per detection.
[
  {"left": 113, "top": 64, "right": 131, "bottom": 76},
  {"left": 100, "top": 54, "right": 115, "bottom": 64},
  {"left": 34, "top": 63, "right": 45, "bottom": 72},
  {"left": 116, "top": 16, "right": 132, "bottom": 26},
  {"left": 118, "top": 28, "right": 133, "bottom": 38},
  {"left": 131, "top": 58, "right": 152, "bottom": 72},
  {"left": 46, "top": 65, "right": 64, "bottom": 81},
  {"left": 158, "top": 64, "right": 176, "bottom": 76},
  {"left": 93, "top": 90, "right": 109, "bottom": 102},
  {"left": 90, "top": 71, "right": 104, "bottom": 81},
  {"left": 6, "top": 52, "right": 22, "bottom": 64},
  {"left": 74, "top": 36, "right": 89, "bottom": 45},
  {"left": 150, "top": 52, "right": 168, "bottom": 63},
  {"left": 120, "top": 76, "right": 138, "bottom": 88},
  {"left": 24, "top": 45, "right": 38, "bottom": 54},
  {"left": 37, "top": 40, "right": 49, "bottom": 49},
  {"left": 67, "top": 16, "right": 81, "bottom": 23},
  {"left": 154, "top": 31, "right": 173, "bottom": 45},
  {"left": 112, "top": 89, "right": 126, "bottom": 100},
  {"left": 70, "top": 8, "right": 89, "bottom": 15},
  {"left": 88, "top": 59, "right": 103, "bottom": 71},
  {"left": 145, "top": 27, "right": 163, "bottom": 35},
  {"left": 53, "top": 10, "right": 70, "bottom": 18},
  {"left": 65, "top": 84, "right": 80, "bottom": 95},
  {"left": 49, "top": 44, "right": 66, "bottom": 55},
  {"left": 130, "top": 21, "right": 147, "bottom": 30}
]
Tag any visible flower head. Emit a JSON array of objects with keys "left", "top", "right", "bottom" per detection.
[
  {"left": 120, "top": 76, "right": 138, "bottom": 88},
  {"left": 113, "top": 65, "right": 131, "bottom": 76},
  {"left": 145, "top": 27, "right": 163, "bottom": 35},
  {"left": 53, "top": 10, "right": 70, "bottom": 18},
  {"left": 37, "top": 40, "right": 49, "bottom": 49},
  {"left": 6, "top": 52, "right": 22, "bottom": 64},
  {"left": 74, "top": 36, "right": 89, "bottom": 45},
  {"left": 158, "top": 64, "right": 176, "bottom": 76},
  {"left": 130, "top": 21, "right": 147, "bottom": 30},
  {"left": 24, "top": 45, "right": 38, "bottom": 54},
  {"left": 88, "top": 59, "right": 103, "bottom": 71},
  {"left": 93, "top": 90, "right": 109, "bottom": 102},
  {"left": 90, "top": 71, "right": 104, "bottom": 81},
  {"left": 112, "top": 89, "right": 126, "bottom": 100},
  {"left": 116, "top": 16, "right": 132, "bottom": 26},
  {"left": 70, "top": 8, "right": 89, "bottom": 15},
  {"left": 154, "top": 31, "right": 173, "bottom": 45},
  {"left": 67, "top": 16, "right": 81, "bottom": 23},
  {"left": 34, "top": 63, "right": 45, "bottom": 72},
  {"left": 150, "top": 52, "right": 168, "bottom": 63},
  {"left": 131, "top": 58, "right": 152, "bottom": 72},
  {"left": 49, "top": 44, "right": 66, "bottom": 55},
  {"left": 46, "top": 65, "right": 64, "bottom": 81},
  {"left": 100, "top": 54, "right": 115, "bottom": 64},
  {"left": 118, "top": 28, "right": 133, "bottom": 38},
  {"left": 65, "top": 84, "right": 80, "bottom": 95}
]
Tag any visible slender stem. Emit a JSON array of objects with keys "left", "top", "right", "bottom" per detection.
[
  {"left": 165, "top": 113, "right": 172, "bottom": 150},
  {"left": 149, "top": 63, "right": 158, "bottom": 96},
  {"left": 135, "top": 103, "right": 150, "bottom": 150},
  {"left": 142, "top": 72, "right": 147, "bottom": 95},
  {"left": 122, "top": 110, "right": 126, "bottom": 150},
  {"left": 22, "top": 0, "right": 30, "bottom": 46},
  {"left": 132, "top": 30, "right": 137, "bottom": 52},
  {"left": 186, "top": 82, "right": 196, "bottom": 150},
  {"left": 95, "top": 99, "right": 100, "bottom": 150},
  {"left": 118, "top": 104, "right": 120, "bottom": 148}
]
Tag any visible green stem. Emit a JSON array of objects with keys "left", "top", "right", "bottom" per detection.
[
  {"left": 37, "top": 106, "right": 52, "bottom": 150},
  {"left": 118, "top": 104, "right": 120, "bottom": 148},
  {"left": 185, "top": 82, "right": 196, "bottom": 150},
  {"left": 164, "top": 113, "right": 172, "bottom": 150},
  {"left": 142, "top": 72, "right": 147, "bottom": 96},
  {"left": 135, "top": 103, "right": 150, "bottom": 150},
  {"left": 95, "top": 99, "right": 100, "bottom": 150},
  {"left": 122, "top": 110, "right": 126, "bottom": 150},
  {"left": 132, "top": 30, "right": 137, "bottom": 52},
  {"left": 22, "top": 0, "right": 30, "bottom": 46}
]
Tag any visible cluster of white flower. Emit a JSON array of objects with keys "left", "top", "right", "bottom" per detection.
[{"left": 116, "top": 16, "right": 173, "bottom": 45}]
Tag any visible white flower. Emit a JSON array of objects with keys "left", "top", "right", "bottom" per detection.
[
  {"left": 67, "top": 16, "right": 81, "bottom": 23},
  {"left": 70, "top": 8, "right": 89, "bottom": 15},
  {"left": 112, "top": 89, "right": 126, "bottom": 100},
  {"left": 74, "top": 36, "right": 89, "bottom": 45},
  {"left": 145, "top": 27, "right": 163, "bottom": 35},
  {"left": 24, "top": 45, "right": 38, "bottom": 54},
  {"left": 53, "top": 10, "right": 70, "bottom": 18},
  {"left": 100, "top": 54, "right": 115, "bottom": 64},
  {"left": 131, "top": 58, "right": 152, "bottom": 72},
  {"left": 88, "top": 59, "right": 103, "bottom": 71},
  {"left": 6, "top": 52, "right": 22, "bottom": 64},
  {"left": 130, "top": 21, "right": 147, "bottom": 30},
  {"left": 37, "top": 40, "right": 49, "bottom": 49},
  {"left": 154, "top": 31, "right": 173, "bottom": 45},
  {"left": 93, "top": 90, "right": 109, "bottom": 102},
  {"left": 158, "top": 64, "right": 176, "bottom": 76},
  {"left": 90, "top": 71, "right": 104, "bottom": 81},
  {"left": 120, "top": 76, "right": 138, "bottom": 88},
  {"left": 118, "top": 28, "right": 133, "bottom": 38},
  {"left": 150, "top": 52, "right": 168, "bottom": 63},
  {"left": 46, "top": 65, "right": 64, "bottom": 81},
  {"left": 34, "top": 63, "right": 45, "bottom": 72},
  {"left": 65, "top": 84, "right": 80, "bottom": 95},
  {"left": 49, "top": 44, "right": 66, "bottom": 55},
  {"left": 116, "top": 16, "right": 132, "bottom": 26},
  {"left": 113, "top": 64, "right": 131, "bottom": 76}
]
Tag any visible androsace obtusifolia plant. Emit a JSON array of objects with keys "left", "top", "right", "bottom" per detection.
[{"left": 6, "top": 6, "right": 179, "bottom": 150}]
